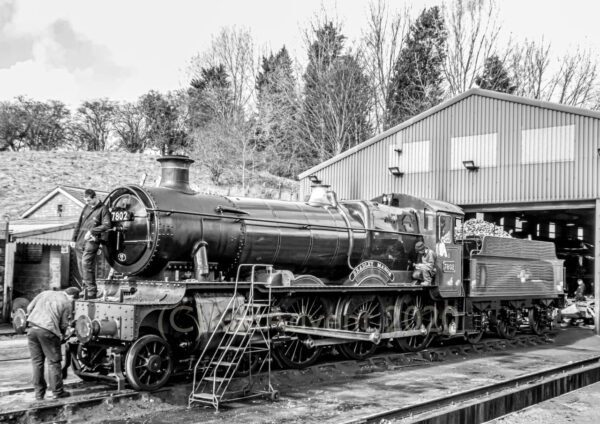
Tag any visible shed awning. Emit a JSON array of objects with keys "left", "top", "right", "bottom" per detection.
[{"left": 4, "top": 221, "right": 77, "bottom": 246}]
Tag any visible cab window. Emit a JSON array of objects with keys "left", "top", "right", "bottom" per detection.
[
  {"left": 400, "top": 213, "right": 417, "bottom": 232},
  {"left": 438, "top": 215, "right": 453, "bottom": 243},
  {"left": 455, "top": 217, "right": 464, "bottom": 241}
]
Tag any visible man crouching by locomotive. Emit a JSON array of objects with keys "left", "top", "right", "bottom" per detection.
[{"left": 69, "top": 189, "right": 111, "bottom": 298}]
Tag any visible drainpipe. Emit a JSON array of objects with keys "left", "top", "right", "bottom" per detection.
[{"left": 2, "top": 216, "right": 10, "bottom": 322}]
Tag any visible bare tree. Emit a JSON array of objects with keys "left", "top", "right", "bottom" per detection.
[
  {"left": 71, "top": 99, "right": 116, "bottom": 151},
  {"left": 510, "top": 41, "right": 600, "bottom": 108},
  {"left": 189, "top": 26, "right": 256, "bottom": 115},
  {"left": 551, "top": 49, "right": 599, "bottom": 107},
  {"left": 443, "top": 0, "right": 502, "bottom": 96},
  {"left": 0, "top": 98, "right": 70, "bottom": 151},
  {"left": 361, "top": 0, "right": 411, "bottom": 132},
  {"left": 113, "top": 102, "right": 149, "bottom": 153},
  {"left": 190, "top": 121, "right": 237, "bottom": 185},
  {"left": 509, "top": 39, "right": 553, "bottom": 100}
]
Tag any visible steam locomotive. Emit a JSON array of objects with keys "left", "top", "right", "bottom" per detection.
[{"left": 70, "top": 156, "right": 565, "bottom": 391}]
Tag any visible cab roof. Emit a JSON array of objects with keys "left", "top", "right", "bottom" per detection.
[{"left": 371, "top": 193, "right": 464, "bottom": 216}]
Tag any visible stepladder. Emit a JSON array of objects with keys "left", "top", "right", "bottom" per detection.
[{"left": 189, "top": 264, "right": 279, "bottom": 410}]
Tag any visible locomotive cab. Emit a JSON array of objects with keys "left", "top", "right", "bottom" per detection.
[
  {"left": 434, "top": 213, "right": 464, "bottom": 294},
  {"left": 373, "top": 193, "right": 465, "bottom": 292}
]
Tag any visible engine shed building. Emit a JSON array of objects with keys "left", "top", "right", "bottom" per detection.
[
  {"left": 299, "top": 88, "right": 600, "bottom": 329},
  {"left": 1, "top": 186, "right": 110, "bottom": 321}
]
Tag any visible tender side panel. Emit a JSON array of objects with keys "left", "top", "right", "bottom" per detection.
[{"left": 469, "top": 236, "right": 563, "bottom": 299}]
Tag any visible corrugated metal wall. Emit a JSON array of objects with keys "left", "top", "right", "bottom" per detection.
[{"left": 300, "top": 92, "right": 600, "bottom": 204}]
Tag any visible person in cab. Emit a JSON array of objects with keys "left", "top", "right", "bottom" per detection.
[{"left": 412, "top": 241, "right": 436, "bottom": 285}]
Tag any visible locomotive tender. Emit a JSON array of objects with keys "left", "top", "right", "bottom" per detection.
[{"left": 71, "top": 155, "right": 565, "bottom": 391}]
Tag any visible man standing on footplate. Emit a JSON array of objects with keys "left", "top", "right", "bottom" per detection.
[{"left": 69, "top": 189, "right": 111, "bottom": 299}]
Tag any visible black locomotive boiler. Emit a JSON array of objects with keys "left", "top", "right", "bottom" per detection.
[{"left": 70, "top": 155, "right": 565, "bottom": 391}]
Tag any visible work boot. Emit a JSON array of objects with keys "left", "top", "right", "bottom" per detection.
[{"left": 52, "top": 391, "right": 71, "bottom": 399}]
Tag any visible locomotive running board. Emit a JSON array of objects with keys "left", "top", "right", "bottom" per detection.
[{"left": 281, "top": 325, "right": 427, "bottom": 344}]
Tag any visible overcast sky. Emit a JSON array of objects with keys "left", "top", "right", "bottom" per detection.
[{"left": 1, "top": 0, "right": 599, "bottom": 107}]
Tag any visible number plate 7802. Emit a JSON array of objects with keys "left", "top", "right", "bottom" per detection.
[
  {"left": 443, "top": 261, "right": 455, "bottom": 273},
  {"left": 111, "top": 210, "right": 132, "bottom": 222}
]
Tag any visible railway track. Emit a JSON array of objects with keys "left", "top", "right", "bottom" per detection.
[
  {"left": 0, "top": 382, "right": 168, "bottom": 424},
  {"left": 267, "top": 333, "right": 553, "bottom": 382},
  {"left": 0, "top": 333, "right": 553, "bottom": 423},
  {"left": 340, "top": 353, "right": 600, "bottom": 424}
]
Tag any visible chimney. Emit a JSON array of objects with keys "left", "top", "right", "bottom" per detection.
[{"left": 156, "top": 155, "right": 195, "bottom": 193}]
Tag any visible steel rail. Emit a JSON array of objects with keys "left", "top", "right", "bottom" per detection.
[{"left": 340, "top": 353, "right": 600, "bottom": 424}]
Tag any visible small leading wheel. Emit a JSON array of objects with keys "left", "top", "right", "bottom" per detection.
[
  {"left": 125, "top": 334, "right": 173, "bottom": 391},
  {"left": 528, "top": 307, "right": 545, "bottom": 335},
  {"left": 336, "top": 295, "right": 383, "bottom": 360},
  {"left": 273, "top": 296, "right": 326, "bottom": 368},
  {"left": 394, "top": 294, "right": 434, "bottom": 352}
]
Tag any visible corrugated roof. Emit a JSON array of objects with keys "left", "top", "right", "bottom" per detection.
[
  {"left": 299, "top": 88, "right": 600, "bottom": 178},
  {"left": 16, "top": 228, "right": 75, "bottom": 246}
]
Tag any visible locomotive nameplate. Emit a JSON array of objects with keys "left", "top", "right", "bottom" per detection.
[
  {"left": 111, "top": 209, "right": 132, "bottom": 222},
  {"left": 442, "top": 261, "right": 456, "bottom": 273},
  {"left": 350, "top": 260, "right": 394, "bottom": 284}
]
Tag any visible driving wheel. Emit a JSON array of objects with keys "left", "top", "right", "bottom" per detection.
[
  {"left": 273, "top": 296, "right": 326, "bottom": 368},
  {"left": 393, "top": 294, "right": 434, "bottom": 352},
  {"left": 336, "top": 295, "right": 383, "bottom": 360}
]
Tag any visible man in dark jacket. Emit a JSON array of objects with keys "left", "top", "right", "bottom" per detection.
[
  {"left": 69, "top": 189, "right": 111, "bottom": 298},
  {"left": 27, "top": 287, "right": 80, "bottom": 400}
]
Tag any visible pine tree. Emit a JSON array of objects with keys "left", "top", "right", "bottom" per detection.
[
  {"left": 254, "top": 47, "right": 305, "bottom": 178},
  {"left": 301, "top": 21, "right": 372, "bottom": 166},
  {"left": 256, "top": 47, "right": 295, "bottom": 98},
  {"left": 385, "top": 7, "right": 447, "bottom": 129},
  {"left": 475, "top": 55, "right": 516, "bottom": 94},
  {"left": 188, "top": 65, "right": 235, "bottom": 128}
]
